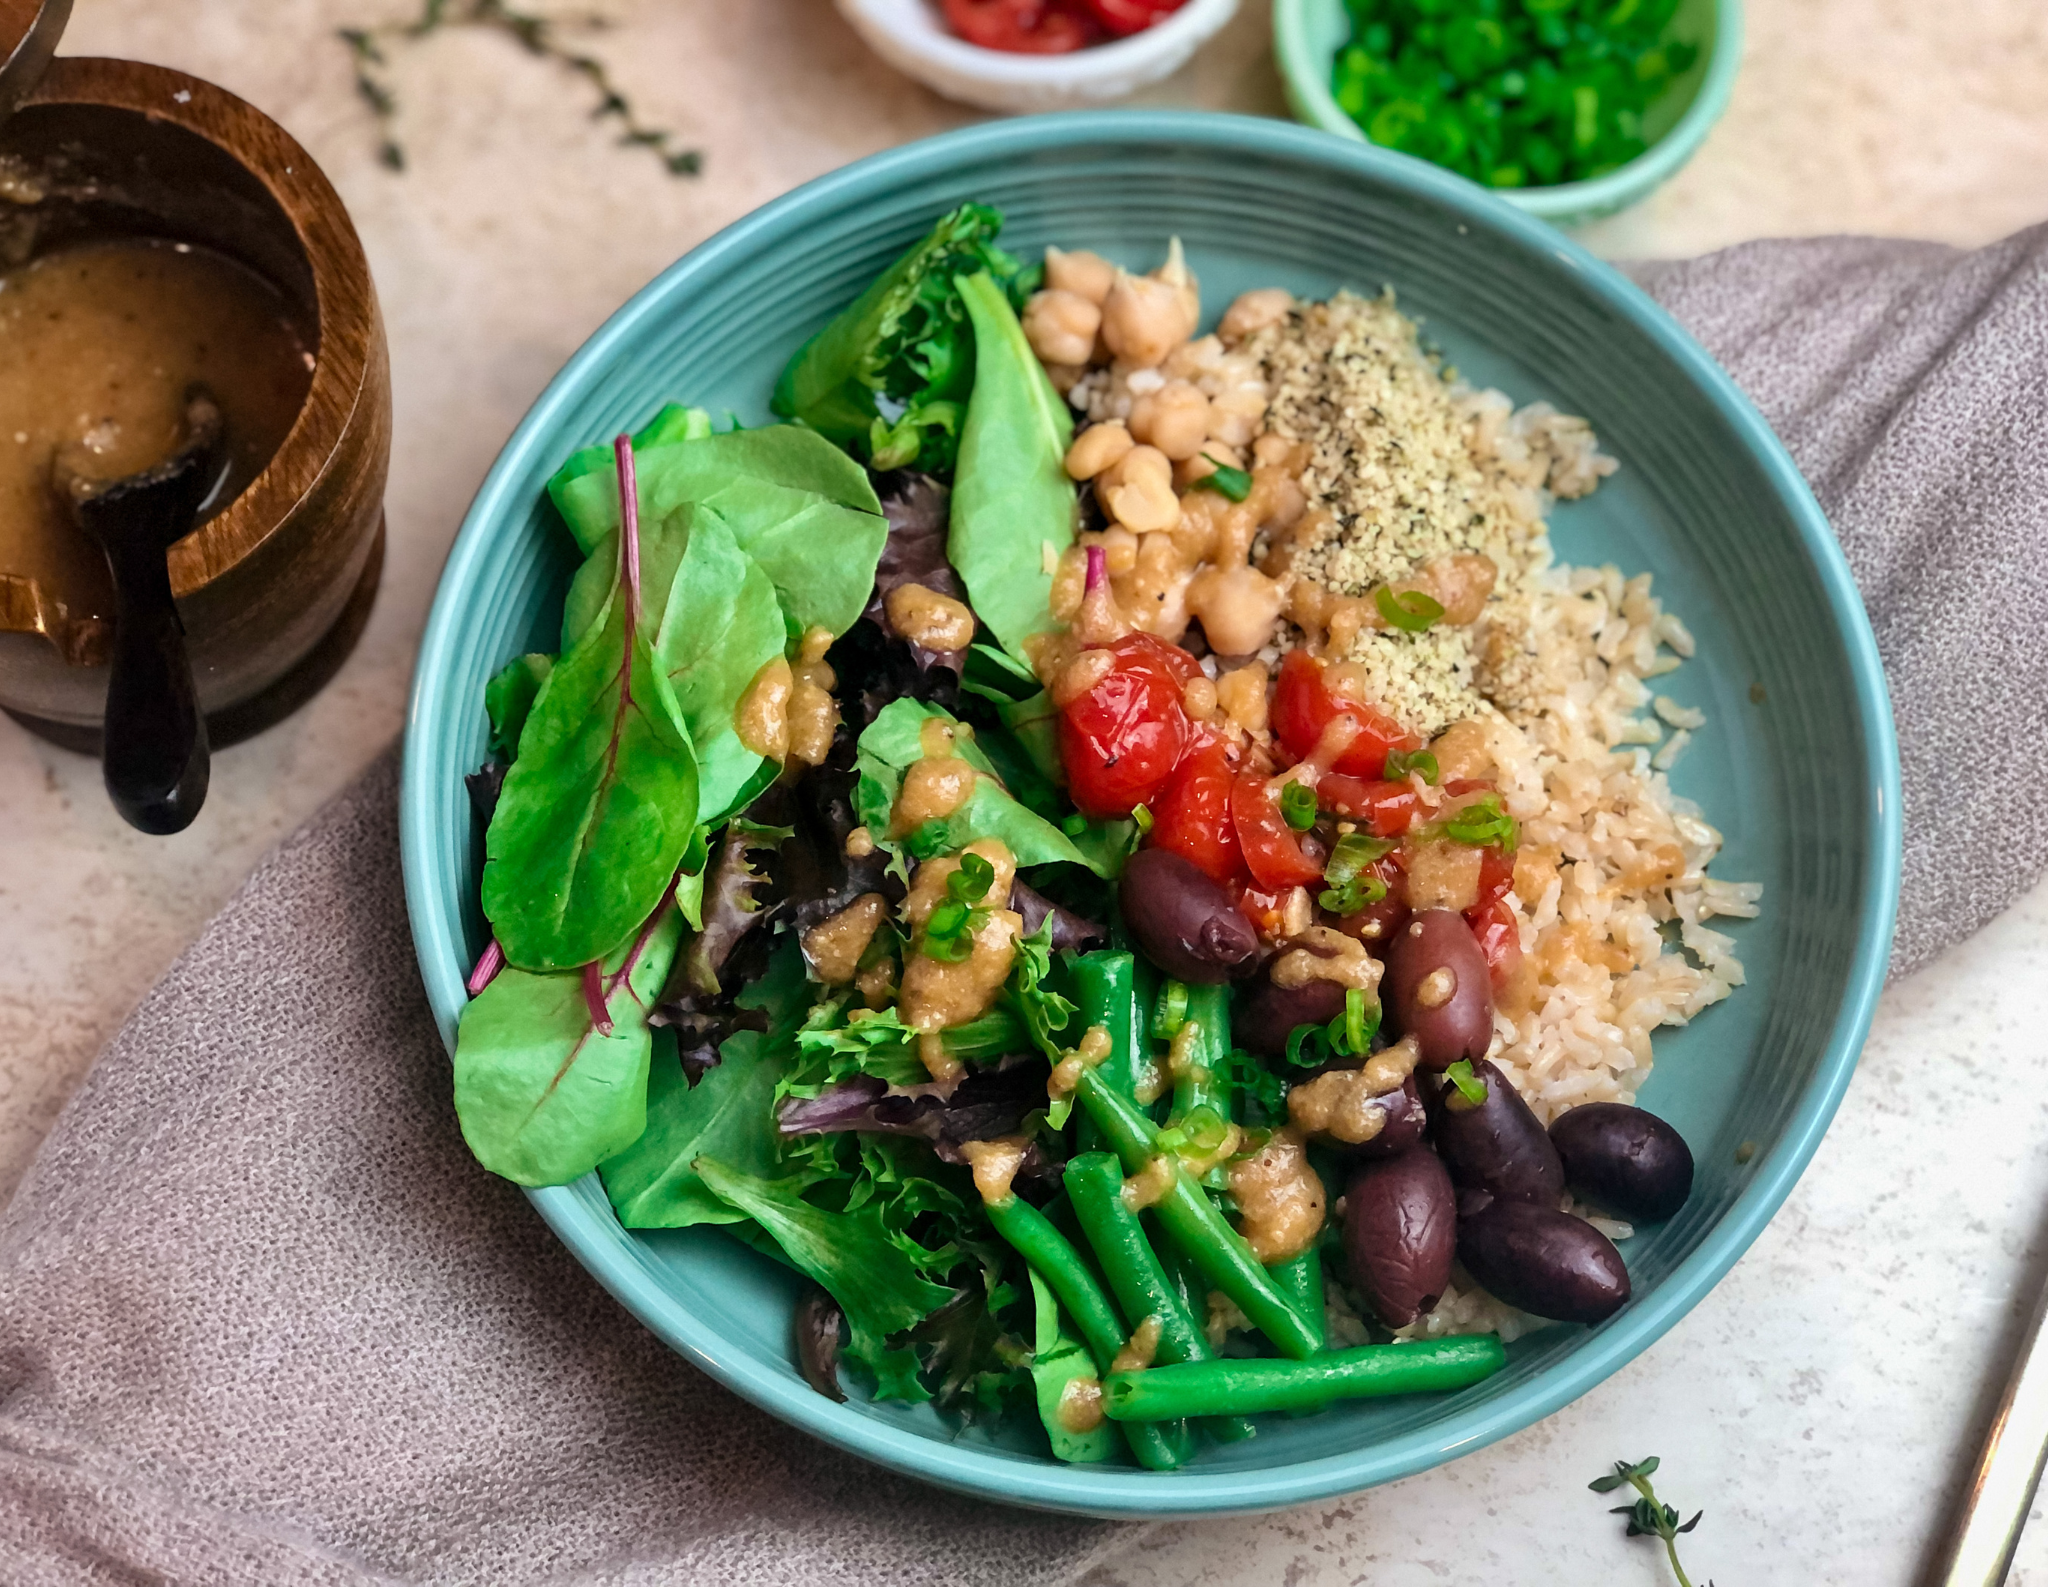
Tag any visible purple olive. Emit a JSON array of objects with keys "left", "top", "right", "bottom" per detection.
[
  {"left": 1118, "top": 849, "right": 1259, "bottom": 984},
  {"left": 1428, "top": 1058, "right": 1564, "bottom": 1205},
  {"left": 1549, "top": 1103, "right": 1694, "bottom": 1224},
  {"left": 1234, "top": 968, "right": 1348, "bottom": 1060},
  {"left": 1456, "top": 1193, "right": 1631, "bottom": 1324},
  {"left": 1383, "top": 909, "right": 1495, "bottom": 1071},
  {"left": 1344, "top": 1147, "right": 1456, "bottom": 1328},
  {"left": 1349, "top": 1074, "right": 1428, "bottom": 1161}
]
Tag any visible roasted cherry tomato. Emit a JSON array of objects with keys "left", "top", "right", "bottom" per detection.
[
  {"left": 1078, "top": 0, "right": 1186, "bottom": 34},
  {"left": 1464, "top": 844, "right": 1522, "bottom": 990},
  {"left": 1148, "top": 734, "right": 1241, "bottom": 882},
  {"left": 1229, "top": 770, "right": 1325, "bottom": 891},
  {"left": 1270, "top": 650, "right": 1423, "bottom": 778},
  {"left": 1318, "top": 775, "right": 1421, "bottom": 837},
  {"left": 1058, "top": 633, "right": 1198, "bottom": 819},
  {"left": 941, "top": 0, "right": 1100, "bottom": 52}
]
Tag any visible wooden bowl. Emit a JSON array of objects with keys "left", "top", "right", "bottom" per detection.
[{"left": 0, "top": 56, "right": 389, "bottom": 741}]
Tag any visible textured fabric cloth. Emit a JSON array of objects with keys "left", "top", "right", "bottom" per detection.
[
  {"left": 1630, "top": 225, "right": 2048, "bottom": 978},
  {"left": 1, "top": 228, "right": 2044, "bottom": 1585}
]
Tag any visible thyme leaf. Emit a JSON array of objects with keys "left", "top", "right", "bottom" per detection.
[
  {"left": 337, "top": 0, "right": 702, "bottom": 178},
  {"left": 1589, "top": 1457, "right": 1713, "bottom": 1587}
]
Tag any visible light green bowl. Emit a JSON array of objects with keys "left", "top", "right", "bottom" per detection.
[
  {"left": 402, "top": 110, "right": 1897, "bottom": 1516},
  {"left": 1274, "top": 0, "right": 1743, "bottom": 227}
]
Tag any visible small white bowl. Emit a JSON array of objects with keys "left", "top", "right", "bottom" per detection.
[{"left": 836, "top": 0, "right": 1241, "bottom": 112}]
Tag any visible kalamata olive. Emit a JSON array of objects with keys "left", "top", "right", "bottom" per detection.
[
  {"left": 1549, "top": 1103, "right": 1695, "bottom": 1223},
  {"left": 1344, "top": 1147, "right": 1456, "bottom": 1328},
  {"left": 1118, "top": 849, "right": 1259, "bottom": 984},
  {"left": 1383, "top": 909, "right": 1494, "bottom": 1070},
  {"left": 1456, "top": 1193, "right": 1631, "bottom": 1324},
  {"left": 1349, "top": 1074, "right": 1428, "bottom": 1160},
  {"left": 1428, "top": 1058, "right": 1564, "bottom": 1205},
  {"left": 1234, "top": 969, "right": 1348, "bottom": 1060}
]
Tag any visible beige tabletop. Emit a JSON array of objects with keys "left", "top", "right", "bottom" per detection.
[{"left": 5, "top": 2, "right": 2048, "bottom": 1582}]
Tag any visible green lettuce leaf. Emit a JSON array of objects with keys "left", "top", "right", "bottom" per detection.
[
  {"left": 485, "top": 653, "right": 552, "bottom": 762},
  {"left": 599, "top": 935, "right": 815, "bottom": 1227},
  {"left": 853, "top": 698, "right": 1106, "bottom": 878},
  {"left": 482, "top": 563, "right": 701, "bottom": 972},
  {"left": 1027, "top": 1270, "right": 1117, "bottom": 1464},
  {"left": 948, "top": 270, "right": 1076, "bottom": 664},
  {"left": 694, "top": 1157, "right": 955, "bottom": 1400},
  {"left": 547, "top": 402, "right": 713, "bottom": 554},
  {"left": 769, "top": 202, "right": 1026, "bottom": 475},
  {"left": 453, "top": 899, "right": 685, "bottom": 1186},
  {"left": 553, "top": 426, "right": 886, "bottom": 639}
]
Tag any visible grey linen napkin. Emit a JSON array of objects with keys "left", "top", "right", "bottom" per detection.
[{"left": 1, "top": 227, "right": 2044, "bottom": 1585}]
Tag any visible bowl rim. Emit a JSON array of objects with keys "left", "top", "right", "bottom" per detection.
[
  {"left": 1271, "top": 0, "right": 1745, "bottom": 222},
  {"left": 834, "top": 0, "right": 1242, "bottom": 83},
  {"left": 402, "top": 108, "right": 1901, "bottom": 1517}
]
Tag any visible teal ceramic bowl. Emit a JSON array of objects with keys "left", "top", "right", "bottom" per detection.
[
  {"left": 401, "top": 110, "right": 1899, "bottom": 1516},
  {"left": 1274, "top": 0, "right": 1744, "bottom": 228}
]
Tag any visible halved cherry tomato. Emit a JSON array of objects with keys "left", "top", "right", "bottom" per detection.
[
  {"left": 1466, "top": 895, "right": 1522, "bottom": 990},
  {"left": 1078, "top": 0, "right": 1186, "bottom": 35},
  {"left": 1464, "top": 844, "right": 1521, "bottom": 989},
  {"left": 1229, "top": 769, "right": 1324, "bottom": 891},
  {"left": 941, "top": 0, "right": 1100, "bottom": 52},
  {"left": 1057, "top": 633, "right": 1199, "bottom": 818},
  {"left": 1233, "top": 881, "right": 1289, "bottom": 938},
  {"left": 1270, "top": 649, "right": 1423, "bottom": 778},
  {"left": 1148, "top": 735, "right": 1241, "bottom": 882},
  {"left": 1317, "top": 775, "right": 1421, "bottom": 837}
]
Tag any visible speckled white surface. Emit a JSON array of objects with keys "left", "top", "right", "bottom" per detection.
[{"left": 3, "top": 1, "right": 2046, "bottom": 1579}]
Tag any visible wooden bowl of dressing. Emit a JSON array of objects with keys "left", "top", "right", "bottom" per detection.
[{"left": 0, "top": 53, "right": 388, "bottom": 743}]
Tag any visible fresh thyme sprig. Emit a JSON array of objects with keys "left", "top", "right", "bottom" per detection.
[
  {"left": 1588, "top": 1457, "right": 1714, "bottom": 1587},
  {"left": 339, "top": 0, "right": 702, "bottom": 177}
]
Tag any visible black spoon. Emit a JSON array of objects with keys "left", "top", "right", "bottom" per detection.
[{"left": 55, "top": 390, "right": 225, "bottom": 835}]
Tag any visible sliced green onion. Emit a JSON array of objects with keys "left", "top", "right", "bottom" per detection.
[
  {"left": 1279, "top": 780, "right": 1318, "bottom": 831},
  {"left": 1318, "top": 831, "right": 1395, "bottom": 915},
  {"left": 1131, "top": 804, "right": 1155, "bottom": 836},
  {"left": 1383, "top": 748, "right": 1439, "bottom": 784},
  {"left": 1442, "top": 792, "right": 1519, "bottom": 852},
  {"left": 1375, "top": 585, "right": 1446, "bottom": 633},
  {"left": 1444, "top": 1059, "right": 1488, "bottom": 1106},
  {"left": 1153, "top": 979, "right": 1190, "bottom": 1039},
  {"left": 951, "top": 851, "right": 996, "bottom": 903},
  {"left": 1176, "top": 1104, "right": 1230, "bottom": 1156},
  {"left": 1193, "top": 453, "right": 1253, "bottom": 502}
]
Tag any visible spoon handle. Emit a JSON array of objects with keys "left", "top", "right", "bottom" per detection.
[{"left": 100, "top": 535, "right": 209, "bottom": 834}]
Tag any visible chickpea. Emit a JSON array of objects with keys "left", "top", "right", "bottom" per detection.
[
  {"left": 1098, "top": 525, "right": 1140, "bottom": 577},
  {"left": 1102, "top": 271, "right": 1198, "bottom": 369},
  {"left": 1207, "top": 384, "right": 1270, "bottom": 448},
  {"left": 1163, "top": 335, "right": 1224, "bottom": 384},
  {"left": 885, "top": 582, "right": 976, "bottom": 652},
  {"left": 1044, "top": 246, "right": 1116, "bottom": 306},
  {"left": 1099, "top": 445, "right": 1180, "bottom": 534},
  {"left": 1050, "top": 546, "right": 1088, "bottom": 622},
  {"left": 1063, "top": 420, "right": 1134, "bottom": 481},
  {"left": 1215, "top": 661, "right": 1269, "bottom": 735},
  {"left": 1250, "top": 432, "right": 1297, "bottom": 469},
  {"left": 1174, "top": 441, "right": 1241, "bottom": 491},
  {"left": 1187, "top": 563, "right": 1285, "bottom": 657},
  {"left": 1023, "top": 289, "right": 1102, "bottom": 368},
  {"left": 1182, "top": 674, "right": 1219, "bottom": 723},
  {"left": 1218, "top": 287, "right": 1295, "bottom": 346},
  {"left": 1127, "top": 380, "right": 1213, "bottom": 461},
  {"left": 1149, "top": 237, "right": 1202, "bottom": 330}
]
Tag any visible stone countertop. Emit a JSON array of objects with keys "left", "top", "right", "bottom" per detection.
[{"left": 3, "top": 2, "right": 2046, "bottom": 1582}]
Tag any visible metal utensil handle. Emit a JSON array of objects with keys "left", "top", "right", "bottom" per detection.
[{"left": 1933, "top": 1273, "right": 2048, "bottom": 1586}]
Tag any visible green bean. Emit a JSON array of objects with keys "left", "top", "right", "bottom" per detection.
[
  {"left": 1072, "top": 951, "right": 1145, "bottom": 1155},
  {"left": 980, "top": 1191, "right": 1192, "bottom": 1471},
  {"left": 1168, "top": 982, "right": 1231, "bottom": 1127},
  {"left": 1103, "top": 1336, "right": 1509, "bottom": 1421},
  {"left": 1267, "top": 1241, "right": 1327, "bottom": 1355},
  {"left": 1066, "top": 1153, "right": 1258, "bottom": 1445},
  {"left": 1071, "top": 1067, "right": 1320, "bottom": 1360}
]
